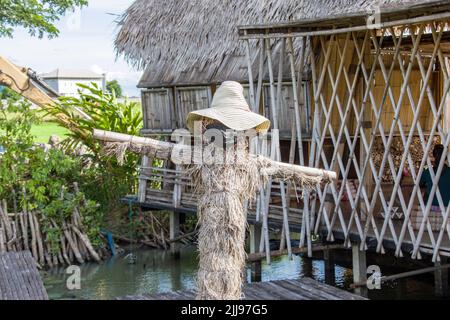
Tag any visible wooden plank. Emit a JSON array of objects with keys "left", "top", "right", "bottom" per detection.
[
  {"left": 117, "top": 278, "right": 366, "bottom": 300},
  {"left": 22, "top": 251, "right": 47, "bottom": 300},
  {"left": 280, "top": 279, "right": 337, "bottom": 300},
  {"left": 274, "top": 280, "right": 323, "bottom": 300},
  {"left": 284, "top": 279, "right": 341, "bottom": 300},
  {"left": 0, "top": 251, "right": 48, "bottom": 300},
  {"left": 299, "top": 277, "right": 364, "bottom": 300},
  {"left": 7, "top": 251, "right": 28, "bottom": 299},
  {"left": 242, "top": 283, "right": 278, "bottom": 300},
  {"left": 259, "top": 281, "right": 311, "bottom": 300},
  {"left": 1, "top": 254, "right": 16, "bottom": 299}
]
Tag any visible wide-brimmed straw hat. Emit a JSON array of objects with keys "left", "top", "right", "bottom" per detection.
[{"left": 186, "top": 81, "right": 270, "bottom": 133}]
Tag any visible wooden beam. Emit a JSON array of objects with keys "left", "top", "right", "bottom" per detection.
[
  {"left": 239, "top": 10, "right": 450, "bottom": 40},
  {"left": 246, "top": 244, "right": 344, "bottom": 262}
]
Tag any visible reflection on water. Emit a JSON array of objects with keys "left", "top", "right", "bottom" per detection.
[
  {"left": 41, "top": 245, "right": 443, "bottom": 300},
  {"left": 42, "top": 246, "right": 198, "bottom": 300},
  {"left": 246, "top": 253, "right": 353, "bottom": 289}
]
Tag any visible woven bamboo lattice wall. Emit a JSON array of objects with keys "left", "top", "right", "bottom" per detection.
[{"left": 240, "top": 10, "right": 450, "bottom": 262}]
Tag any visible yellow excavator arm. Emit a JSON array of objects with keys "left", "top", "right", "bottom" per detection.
[
  {"left": 0, "top": 55, "right": 58, "bottom": 107},
  {"left": 0, "top": 55, "right": 91, "bottom": 120}
]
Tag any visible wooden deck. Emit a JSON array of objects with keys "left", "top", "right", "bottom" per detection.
[
  {"left": 117, "top": 277, "right": 366, "bottom": 300},
  {"left": 0, "top": 251, "right": 48, "bottom": 300},
  {"left": 328, "top": 201, "right": 450, "bottom": 257},
  {"left": 126, "top": 193, "right": 450, "bottom": 259}
]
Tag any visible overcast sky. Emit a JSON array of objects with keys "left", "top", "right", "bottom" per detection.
[{"left": 0, "top": 0, "right": 142, "bottom": 97}]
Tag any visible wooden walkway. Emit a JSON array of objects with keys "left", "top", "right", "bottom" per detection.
[
  {"left": 0, "top": 251, "right": 48, "bottom": 300},
  {"left": 117, "top": 277, "right": 366, "bottom": 300},
  {"left": 127, "top": 193, "right": 450, "bottom": 258}
]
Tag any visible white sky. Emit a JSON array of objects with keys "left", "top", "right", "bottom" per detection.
[{"left": 0, "top": 0, "right": 142, "bottom": 97}]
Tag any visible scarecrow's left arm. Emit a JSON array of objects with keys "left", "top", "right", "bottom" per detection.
[{"left": 254, "top": 155, "right": 337, "bottom": 188}]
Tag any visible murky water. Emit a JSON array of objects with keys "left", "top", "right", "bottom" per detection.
[{"left": 41, "top": 245, "right": 445, "bottom": 300}]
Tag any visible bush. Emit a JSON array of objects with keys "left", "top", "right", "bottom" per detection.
[
  {"left": 44, "top": 83, "right": 143, "bottom": 213},
  {"left": 0, "top": 100, "right": 104, "bottom": 250}
]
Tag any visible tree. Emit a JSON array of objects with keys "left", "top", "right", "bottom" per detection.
[
  {"left": 0, "top": 86, "right": 21, "bottom": 101},
  {"left": 106, "top": 80, "right": 122, "bottom": 97},
  {"left": 0, "top": 0, "right": 88, "bottom": 38}
]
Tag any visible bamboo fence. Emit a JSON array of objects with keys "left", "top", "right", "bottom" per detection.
[{"left": 0, "top": 186, "right": 106, "bottom": 268}]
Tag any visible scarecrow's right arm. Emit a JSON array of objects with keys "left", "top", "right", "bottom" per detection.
[{"left": 93, "top": 129, "right": 185, "bottom": 162}]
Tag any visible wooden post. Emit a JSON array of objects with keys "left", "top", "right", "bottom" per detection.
[
  {"left": 170, "top": 211, "right": 180, "bottom": 259},
  {"left": 434, "top": 258, "right": 449, "bottom": 298},
  {"left": 138, "top": 155, "right": 150, "bottom": 203},
  {"left": 249, "top": 224, "right": 262, "bottom": 282},
  {"left": 250, "top": 224, "right": 262, "bottom": 254},
  {"left": 301, "top": 256, "right": 313, "bottom": 278},
  {"left": 324, "top": 248, "right": 336, "bottom": 286},
  {"left": 352, "top": 242, "right": 368, "bottom": 297},
  {"left": 445, "top": 57, "right": 450, "bottom": 136}
]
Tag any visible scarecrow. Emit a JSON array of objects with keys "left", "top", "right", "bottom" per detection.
[{"left": 93, "top": 81, "right": 336, "bottom": 300}]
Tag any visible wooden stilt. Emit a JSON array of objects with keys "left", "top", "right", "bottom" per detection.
[
  {"left": 249, "top": 224, "right": 262, "bottom": 282},
  {"left": 170, "top": 211, "right": 180, "bottom": 259},
  {"left": 324, "top": 248, "right": 336, "bottom": 286},
  {"left": 352, "top": 242, "right": 368, "bottom": 297},
  {"left": 434, "top": 259, "right": 449, "bottom": 298},
  {"left": 301, "top": 256, "right": 313, "bottom": 278}
]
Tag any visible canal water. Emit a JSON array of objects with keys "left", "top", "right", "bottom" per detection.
[{"left": 41, "top": 244, "right": 443, "bottom": 300}]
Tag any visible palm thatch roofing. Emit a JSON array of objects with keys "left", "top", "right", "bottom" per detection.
[{"left": 115, "top": 0, "right": 436, "bottom": 88}]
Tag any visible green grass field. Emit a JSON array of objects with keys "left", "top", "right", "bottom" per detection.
[
  {"left": 2, "top": 100, "right": 142, "bottom": 144},
  {"left": 31, "top": 122, "right": 70, "bottom": 143},
  {"left": 2, "top": 110, "right": 70, "bottom": 143}
]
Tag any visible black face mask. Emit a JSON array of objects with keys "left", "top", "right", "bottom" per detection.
[{"left": 204, "top": 123, "right": 236, "bottom": 149}]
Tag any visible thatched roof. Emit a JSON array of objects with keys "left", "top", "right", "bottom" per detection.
[{"left": 115, "top": 0, "right": 435, "bottom": 88}]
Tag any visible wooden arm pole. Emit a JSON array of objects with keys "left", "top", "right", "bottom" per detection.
[
  {"left": 93, "top": 128, "right": 179, "bottom": 161},
  {"left": 263, "top": 158, "right": 337, "bottom": 181},
  {"left": 93, "top": 129, "right": 337, "bottom": 181}
]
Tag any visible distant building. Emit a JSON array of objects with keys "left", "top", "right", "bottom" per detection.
[{"left": 40, "top": 69, "right": 106, "bottom": 98}]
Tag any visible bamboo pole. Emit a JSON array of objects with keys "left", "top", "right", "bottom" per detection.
[
  {"left": 26, "top": 209, "right": 38, "bottom": 262},
  {"left": 273, "top": 37, "right": 292, "bottom": 260},
  {"left": 63, "top": 221, "right": 84, "bottom": 264},
  {"left": 0, "top": 201, "right": 12, "bottom": 248},
  {"left": 71, "top": 225, "right": 101, "bottom": 262},
  {"left": 33, "top": 213, "right": 45, "bottom": 266},
  {"left": 0, "top": 227, "right": 5, "bottom": 253},
  {"left": 244, "top": 31, "right": 256, "bottom": 112},
  {"left": 238, "top": 11, "right": 450, "bottom": 40},
  {"left": 247, "top": 244, "right": 344, "bottom": 262},
  {"left": 255, "top": 39, "right": 265, "bottom": 112},
  {"left": 350, "top": 263, "right": 450, "bottom": 289},
  {"left": 93, "top": 129, "right": 337, "bottom": 181}
]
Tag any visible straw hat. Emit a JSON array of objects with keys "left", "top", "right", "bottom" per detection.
[{"left": 186, "top": 81, "right": 270, "bottom": 133}]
